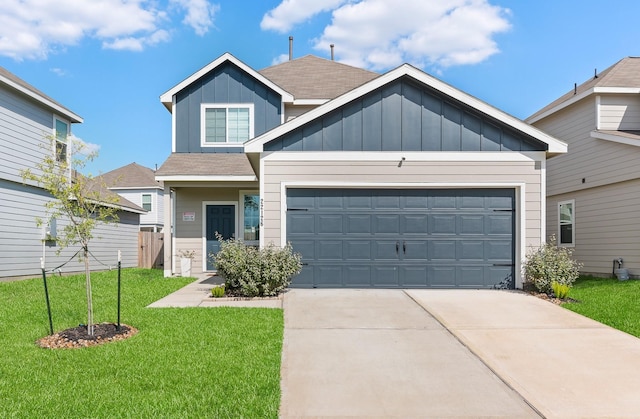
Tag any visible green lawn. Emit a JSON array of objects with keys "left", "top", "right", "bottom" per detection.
[
  {"left": 563, "top": 276, "right": 640, "bottom": 338},
  {"left": 0, "top": 269, "right": 283, "bottom": 418}
]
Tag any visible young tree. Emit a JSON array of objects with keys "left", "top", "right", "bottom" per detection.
[{"left": 22, "top": 136, "right": 120, "bottom": 336}]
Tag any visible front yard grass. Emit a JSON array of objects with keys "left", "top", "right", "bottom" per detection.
[
  {"left": 563, "top": 276, "right": 640, "bottom": 338},
  {"left": 0, "top": 269, "right": 283, "bottom": 418}
]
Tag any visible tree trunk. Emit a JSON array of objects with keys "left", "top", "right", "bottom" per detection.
[{"left": 84, "top": 248, "right": 94, "bottom": 336}]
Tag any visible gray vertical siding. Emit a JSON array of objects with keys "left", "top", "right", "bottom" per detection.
[
  {"left": 265, "top": 77, "right": 547, "bottom": 153},
  {"left": 175, "top": 61, "right": 282, "bottom": 153},
  {"left": 0, "top": 180, "right": 140, "bottom": 280}
]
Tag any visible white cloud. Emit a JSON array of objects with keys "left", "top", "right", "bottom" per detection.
[
  {"left": 0, "top": 0, "right": 220, "bottom": 60},
  {"left": 261, "top": 0, "right": 349, "bottom": 32},
  {"left": 271, "top": 53, "right": 290, "bottom": 66},
  {"left": 262, "top": 0, "right": 511, "bottom": 70},
  {"left": 69, "top": 134, "right": 101, "bottom": 156},
  {"left": 171, "top": 0, "right": 219, "bottom": 36}
]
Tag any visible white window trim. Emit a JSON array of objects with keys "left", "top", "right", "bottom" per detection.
[
  {"left": 558, "top": 199, "right": 575, "bottom": 248},
  {"left": 53, "top": 115, "right": 70, "bottom": 163},
  {"left": 239, "top": 190, "right": 260, "bottom": 246},
  {"left": 142, "top": 193, "right": 152, "bottom": 212},
  {"left": 200, "top": 103, "right": 254, "bottom": 147}
]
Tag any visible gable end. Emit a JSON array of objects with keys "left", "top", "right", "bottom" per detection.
[{"left": 265, "top": 77, "right": 547, "bottom": 153}]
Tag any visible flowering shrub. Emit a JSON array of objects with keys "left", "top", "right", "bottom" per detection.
[
  {"left": 523, "top": 235, "right": 582, "bottom": 294},
  {"left": 212, "top": 236, "right": 302, "bottom": 297},
  {"left": 177, "top": 249, "right": 196, "bottom": 259}
]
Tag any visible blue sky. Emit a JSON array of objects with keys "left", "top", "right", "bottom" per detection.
[{"left": 1, "top": 0, "right": 639, "bottom": 174}]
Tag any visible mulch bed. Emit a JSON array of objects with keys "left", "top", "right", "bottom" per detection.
[
  {"left": 37, "top": 323, "right": 138, "bottom": 349},
  {"left": 529, "top": 292, "right": 580, "bottom": 305}
]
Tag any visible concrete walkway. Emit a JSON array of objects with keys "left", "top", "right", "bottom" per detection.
[{"left": 280, "top": 289, "right": 640, "bottom": 418}]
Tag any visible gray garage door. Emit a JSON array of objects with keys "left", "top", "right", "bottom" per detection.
[{"left": 286, "top": 188, "right": 514, "bottom": 289}]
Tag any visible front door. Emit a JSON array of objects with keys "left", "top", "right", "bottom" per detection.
[{"left": 205, "top": 205, "right": 235, "bottom": 271}]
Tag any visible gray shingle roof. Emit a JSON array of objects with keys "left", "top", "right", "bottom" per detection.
[
  {"left": 155, "top": 153, "right": 256, "bottom": 177},
  {"left": 100, "top": 162, "right": 163, "bottom": 189},
  {"left": 528, "top": 57, "right": 640, "bottom": 121},
  {"left": 259, "top": 55, "right": 379, "bottom": 100}
]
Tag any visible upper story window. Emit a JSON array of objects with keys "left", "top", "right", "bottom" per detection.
[
  {"left": 558, "top": 200, "right": 575, "bottom": 247},
  {"left": 142, "top": 194, "right": 152, "bottom": 211},
  {"left": 201, "top": 104, "right": 254, "bottom": 146},
  {"left": 54, "top": 118, "right": 69, "bottom": 162}
]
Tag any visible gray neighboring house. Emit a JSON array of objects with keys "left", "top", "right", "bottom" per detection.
[
  {"left": 99, "top": 162, "right": 165, "bottom": 232},
  {"left": 0, "top": 67, "right": 144, "bottom": 281},
  {"left": 156, "top": 52, "right": 567, "bottom": 288},
  {"left": 527, "top": 56, "right": 640, "bottom": 278}
]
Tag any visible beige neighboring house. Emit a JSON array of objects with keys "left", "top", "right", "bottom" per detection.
[
  {"left": 99, "top": 162, "right": 165, "bottom": 232},
  {"left": 156, "top": 52, "right": 567, "bottom": 288},
  {"left": 527, "top": 56, "right": 640, "bottom": 278}
]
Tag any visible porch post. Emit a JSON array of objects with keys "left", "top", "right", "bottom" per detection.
[{"left": 163, "top": 184, "right": 173, "bottom": 277}]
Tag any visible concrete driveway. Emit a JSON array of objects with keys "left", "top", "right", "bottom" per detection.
[{"left": 279, "top": 289, "right": 640, "bottom": 418}]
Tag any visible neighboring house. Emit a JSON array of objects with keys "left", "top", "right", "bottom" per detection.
[
  {"left": 156, "top": 52, "right": 567, "bottom": 288},
  {"left": 99, "top": 162, "right": 165, "bottom": 232},
  {"left": 0, "top": 67, "right": 144, "bottom": 281},
  {"left": 527, "top": 56, "right": 640, "bottom": 278}
]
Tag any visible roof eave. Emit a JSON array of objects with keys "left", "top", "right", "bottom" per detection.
[{"left": 0, "top": 74, "right": 83, "bottom": 123}]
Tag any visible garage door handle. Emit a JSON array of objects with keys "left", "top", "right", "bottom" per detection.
[
  {"left": 403, "top": 242, "right": 406, "bottom": 253},
  {"left": 396, "top": 241, "right": 399, "bottom": 254}
]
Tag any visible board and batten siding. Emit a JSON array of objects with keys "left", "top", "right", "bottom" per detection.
[
  {"left": 536, "top": 97, "right": 640, "bottom": 197},
  {"left": 0, "top": 85, "right": 58, "bottom": 185},
  {"left": 599, "top": 94, "right": 640, "bottom": 131},
  {"left": 0, "top": 180, "right": 139, "bottom": 280},
  {"left": 174, "top": 61, "right": 282, "bottom": 153},
  {"left": 261, "top": 155, "right": 545, "bottom": 255},
  {"left": 546, "top": 179, "right": 640, "bottom": 277}
]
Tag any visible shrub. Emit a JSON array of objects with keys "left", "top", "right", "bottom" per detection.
[
  {"left": 523, "top": 235, "right": 582, "bottom": 294},
  {"left": 551, "top": 281, "right": 570, "bottom": 299},
  {"left": 211, "top": 285, "right": 225, "bottom": 298},
  {"left": 212, "top": 236, "right": 302, "bottom": 297}
]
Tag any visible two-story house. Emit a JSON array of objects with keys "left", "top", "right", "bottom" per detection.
[
  {"left": 0, "top": 67, "right": 144, "bottom": 280},
  {"left": 527, "top": 57, "right": 640, "bottom": 278},
  {"left": 156, "top": 52, "right": 567, "bottom": 288},
  {"left": 99, "top": 162, "right": 165, "bottom": 232}
]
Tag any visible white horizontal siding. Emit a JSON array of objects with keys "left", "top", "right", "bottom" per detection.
[
  {"left": 599, "top": 94, "right": 640, "bottom": 130},
  {"left": 0, "top": 87, "right": 56, "bottom": 185},
  {"left": 0, "top": 180, "right": 139, "bottom": 280},
  {"left": 547, "top": 179, "right": 640, "bottom": 278},
  {"left": 536, "top": 97, "right": 640, "bottom": 197}
]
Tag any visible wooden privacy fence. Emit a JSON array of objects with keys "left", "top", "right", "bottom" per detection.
[{"left": 138, "top": 232, "right": 164, "bottom": 269}]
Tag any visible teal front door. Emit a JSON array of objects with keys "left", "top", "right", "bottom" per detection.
[{"left": 206, "top": 205, "right": 235, "bottom": 271}]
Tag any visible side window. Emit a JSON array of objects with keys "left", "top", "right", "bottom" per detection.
[
  {"left": 55, "top": 118, "right": 69, "bottom": 162},
  {"left": 242, "top": 193, "right": 259, "bottom": 242},
  {"left": 202, "top": 104, "right": 253, "bottom": 145},
  {"left": 558, "top": 200, "right": 574, "bottom": 247},
  {"left": 142, "top": 194, "right": 152, "bottom": 211}
]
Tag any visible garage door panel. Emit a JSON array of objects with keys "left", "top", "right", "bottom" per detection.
[
  {"left": 288, "top": 214, "right": 315, "bottom": 234},
  {"left": 346, "top": 215, "right": 371, "bottom": 233},
  {"left": 287, "top": 188, "right": 514, "bottom": 289},
  {"left": 431, "top": 214, "right": 456, "bottom": 234},
  {"left": 345, "top": 240, "right": 372, "bottom": 260},
  {"left": 430, "top": 240, "right": 457, "bottom": 260},
  {"left": 345, "top": 265, "right": 371, "bottom": 287},
  {"left": 459, "top": 240, "right": 485, "bottom": 260},
  {"left": 374, "top": 215, "right": 400, "bottom": 233},
  {"left": 318, "top": 215, "right": 343, "bottom": 234},
  {"left": 317, "top": 240, "right": 343, "bottom": 260},
  {"left": 402, "top": 214, "right": 428, "bottom": 234},
  {"left": 372, "top": 266, "right": 399, "bottom": 286},
  {"left": 460, "top": 215, "right": 484, "bottom": 234}
]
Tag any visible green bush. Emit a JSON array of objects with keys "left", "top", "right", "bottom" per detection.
[
  {"left": 212, "top": 237, "right": 302, "bottom": 297},
  {"left": 523, "top": 235, "right": 582, "bottom": 294},
  {"left": 211, "top": 285, "right": 225, "bottom": 298},
  {"left": 551, "top": 281, "right": 570, "bottom": 299}
]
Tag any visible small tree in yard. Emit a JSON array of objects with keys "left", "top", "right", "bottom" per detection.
[
  {"left": 22, "top": 136, "right": 120, "bottom": 336},
  {"left": 523, "top": 235, "right": 582, "bottom": 297}
]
